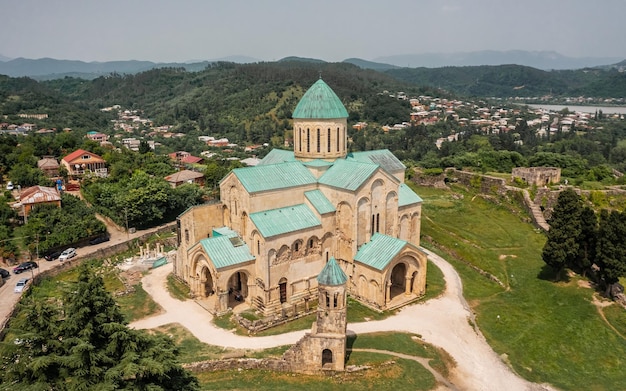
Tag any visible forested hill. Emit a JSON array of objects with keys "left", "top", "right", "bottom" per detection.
[
  {"left": 384, "top": 64, "right": 626, "bottom": 98},
  {"left": 1, "top": 61, "right": 440, "bottom": 140}
]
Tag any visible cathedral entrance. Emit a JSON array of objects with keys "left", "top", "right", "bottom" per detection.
[
  {"left": 389, "top": 263, "right": 407, "bottom": 301},
  {"left": 200, "top": 266, "right": 214, "bottom": 297},
  {"left": 227, "top": 271, "right": 249, "bottom": 309}
]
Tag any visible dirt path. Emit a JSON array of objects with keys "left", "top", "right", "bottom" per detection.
[{"left": 130, "top": 250, "right": 556, "bottom": 391}]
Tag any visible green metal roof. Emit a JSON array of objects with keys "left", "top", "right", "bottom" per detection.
[
  {"left": 259, "top": 149, "right": 295, "bottom": 165},
  {"left": 347, "top": 149, "right": 406, "bottom": 173},
  {"left": 354, "top": 233, "right": 408, "bottom": 271},
  {"left": 305, "top": 190, "right": 336, "bottom": 214},
  {"left": 317, "top": 257, "right": 347, "bottom": 286},
  {"left": 398, "top": 183, "right": 423, "bottom": 207},
  {"left": 292, "top": 79, "right": 349, "bottom": 119},
  {"left": 303, "top": 159, "right": 334, "bottom": 167},
  {"left": 250, "top": 204, "right": 321, "bottom": 238},
  {"left": 212, "top": 226, "right": 238, "bottom": 238},
  {"left": 232, "top": 161, "right": 316, "bottom": 193},
  {"left": 318, "top": 159, "right": 378, "bottom": 191},
  {"left": 198, "top": 236, "right": 255, "bottom": 270}
]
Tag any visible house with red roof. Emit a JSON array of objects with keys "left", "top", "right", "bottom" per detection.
[
  {"left": 61, "top": 149, "right": 107, "bottom": 179},
  {"left": 19, "top": 186, "right": 61, "bottom": 222}
]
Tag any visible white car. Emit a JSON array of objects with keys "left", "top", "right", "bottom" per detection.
[
  {"left": 14, "top": 278, "right": 29, "bottom": 293},
  {"left": 6, "top": 181, "right": 14, "bottom": 191},
  {"left": 58, "top": 247, "right": 77, "bottom": 261}
]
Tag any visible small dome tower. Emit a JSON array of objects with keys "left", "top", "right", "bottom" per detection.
[{"left": 292, "top": 79, "right": 348, "bottom": 161}]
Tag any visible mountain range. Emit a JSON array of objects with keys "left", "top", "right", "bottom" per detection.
[{"left": 0, "top": 51, "right": 624, "bottom": 80}]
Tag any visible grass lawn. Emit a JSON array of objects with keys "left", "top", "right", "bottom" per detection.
[
  {"left": 116, "top": 282, "right": 161, "bottom": 322},
  {"left": 195, "top": 354, "right": 435, "bottom": 391},
  {"left": 414, "top": 183, "right": 626, "bottom": 390},
  {"left": 166, "top": 272, "right": 191, "bottom": 300}
]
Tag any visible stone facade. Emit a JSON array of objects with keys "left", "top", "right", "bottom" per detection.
[
  {"left": 174, "top": 80, "right": 427, "bottom": 317},
  {"left": 512, "top": 167, "right": 561, "bottom": 186}
]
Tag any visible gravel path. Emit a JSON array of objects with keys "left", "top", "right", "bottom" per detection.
[{"left": 130, "top": 249, "right": 555, "bottom": 391}]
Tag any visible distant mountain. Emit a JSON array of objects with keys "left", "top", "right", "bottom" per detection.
[
  {"left": 0, "top": 57, "right": 244, "bottom": 80},
  {"left": 343, "top": 58, "right": 399, "bottom": 71},
  {"left": 375, "top": 50, "right": 623, "bottom": 70},
  {"left": 278, "top": 56, "right": 327, "bottom": 64},
  {"left": 0, "top": 54, "right": 10, "bottom": 62}
]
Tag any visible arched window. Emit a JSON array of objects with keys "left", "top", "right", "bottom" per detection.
[
  {"left": 309, "top": 239, "right": 314, "bottom": 248},
  {"left": 333, "top": 292, "right": 338, "bottom": 308},
  {"left": 307, "top": 128, "right": 310, "bottom": 152},
  {"left": 184, "top": 229, "right": 189, "bottom": 242},
  {"left": 299, "top": 128, "right": 302, "bottom": 151},
  {"left": 327, "top": 129, "right": 331, "bottom": 152},
  {"left": 257, "top": 240, "right": 260, "bottom": 255},
  {"left": 337, "top": 128, "right": 340, "bottom": 151},
  {"left": 317, "top": 128, "right": 321, "bottom": 152}
]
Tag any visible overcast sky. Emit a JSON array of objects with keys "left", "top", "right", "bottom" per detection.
[{"left": 2, "top": 0, "right": 625, "bottom": 62}]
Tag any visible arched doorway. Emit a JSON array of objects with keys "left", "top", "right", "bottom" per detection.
[
  {"left": 200, "top": 266, "right": 214, "bottom": 297},
  {"left": 322, "top": 349, "right": 333, "bottom": 366},
  {"left": 389, "top": 263, "right": 406, "bottom": 300},
  {"left": 228, "top": 271, "right": 249, "bottom": 306},
  {"left": 278, "top": 277, "right": 288, "bottom": 304}
]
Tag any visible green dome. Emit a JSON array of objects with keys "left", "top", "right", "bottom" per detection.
[
  {"left": 292, "top": 79, "right": 349, "bottom": 119},
  {"left": 317, "top": 257, "right": 347, "bottom": 286}
]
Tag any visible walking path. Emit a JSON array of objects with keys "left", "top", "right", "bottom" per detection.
[{"left": 130, "top": 249, "right": 555, "bottom": 391}]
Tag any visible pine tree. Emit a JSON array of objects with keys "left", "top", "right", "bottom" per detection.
[
  {"left": 596, "top": 210, "right": 626, "bottom": 296},
  {"left": 542, "top": 188, "right": 582, "bottom": 280},
  {"left": 0, "top": 264, "right": 199, "bottom": 390},
  {"left": 575, "top": 206, "right": 598, "bottom": 276}
]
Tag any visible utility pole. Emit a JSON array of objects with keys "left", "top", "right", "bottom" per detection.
[{"left": 125, "top": 207, "right": 129, "bottom": 239}]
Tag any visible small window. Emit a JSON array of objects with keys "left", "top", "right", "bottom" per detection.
[{"left": 185, "top": 229, "right": 189, "bottom": 242}]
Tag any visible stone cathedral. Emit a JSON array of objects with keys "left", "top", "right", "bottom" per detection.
[{"left": 174, "top": 78, "right": 428, "bottom": 317}]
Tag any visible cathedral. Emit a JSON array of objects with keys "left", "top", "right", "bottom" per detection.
[{"left": 174, "top": 78, "right": 428, "bottom": 317}]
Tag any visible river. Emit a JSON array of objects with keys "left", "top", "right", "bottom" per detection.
[{"left": 528, "top": 104, "right": 626, "bottom": 115}]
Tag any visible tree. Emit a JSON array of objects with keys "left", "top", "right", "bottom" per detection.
[
  {"left": 595, "top": 210, "right": 626, "bottom": 296},
  {"left": 575, "top": 206, "right": 597, "bottom": 276},
  {"left": 542, "top": 188, "right": 582, "bottom": 280},
  {"left": 0, "top": 264, "right": 199, "bottom": 390}
]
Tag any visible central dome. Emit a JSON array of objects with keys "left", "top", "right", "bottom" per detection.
[{"left": 292, "top": 79, "right": 349, "bottom": 119}]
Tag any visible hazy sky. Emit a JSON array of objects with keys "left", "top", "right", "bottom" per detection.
[{"left": 2, "top": 0, "right": 625, "bottom": 62}]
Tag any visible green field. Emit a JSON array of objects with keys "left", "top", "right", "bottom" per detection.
[{"left": 414, "top": 183, "right": 626, "bottom": 390}]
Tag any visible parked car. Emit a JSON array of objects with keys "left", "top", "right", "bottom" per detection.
[
  {"left": 6, "top": 181, "right": 14, "bottom": 190},
  {"left": 58, "top": 247, "right": 77, "bottom": 261},
  {"left": 13, "top": 261, "right": 38, "bottom": 274},
  {"left": 89, "top": 235, "right": 110, "bottom": 245},
  {"left": 14, "top": 278, "right": 29, "bottom": 293},
  {"left": 44, "top": 250, "right": 63, "bottom": 261},
  {"left": 0, "top": 268, "right": 9, "bottom": 279}
]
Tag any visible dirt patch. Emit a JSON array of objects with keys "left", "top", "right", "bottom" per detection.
[
  {"left": 577, "top": 280, "right": 593, "bottom": 289},
  {"left": 498, "top": 254, "right": 518, "bottom": 260},
  {"left": 592, "top": 294, "right": 614, "bottom": 308}
]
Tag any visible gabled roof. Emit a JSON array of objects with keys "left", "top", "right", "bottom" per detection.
[
  {"left": 258, "top": 149, "right": 295, "bottom": 165},
  {"left": 317, "top": 257, "right": 347, "bottom": 286},
  {"left": 231, "top": 161, "right": 316, "bottom": 193},
  {"left": 318, "top": 159, "right": 378, "bottom": 191},
  {"left": 305, "top": 190, "right": 335, "bottom": 214},
  {"left": 198, "top": 235, "right": 255, "bottom": 270},
  {"left": 250, "top": 204, "right": 321, "bottom": 238},
  {"left": 61, "top": 149, "right": 104, "bottom": 163},
  {"left": 181, "top": 155, "right": 203, "bottom": 164},
  {"left": 354, "top": 233, "right": 411, "bottom": 271},
  {"left": 398, "top": 183, "right": 423, "bottom": 207},
  {"left": 292, "top": 79, "right": 349, "bottom": 119},
  {"left": 37, "top": 157, "right": 59, "bottom": 170},
  {"left": 164, "top": 170, "right": 204, "bottom": 183},
  {"left": 20, "top": 186, "right": 61, "bottom": 205},
  {"left": 346, "top": 149, "right": 406, "bottom": 174}
]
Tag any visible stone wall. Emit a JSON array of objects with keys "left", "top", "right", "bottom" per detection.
[
  {"left": 184, "top": 357, "right": 291, "bottom": 373},
  {"left": 444, "top": 169, "right": 508, "bottom": 195}
]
